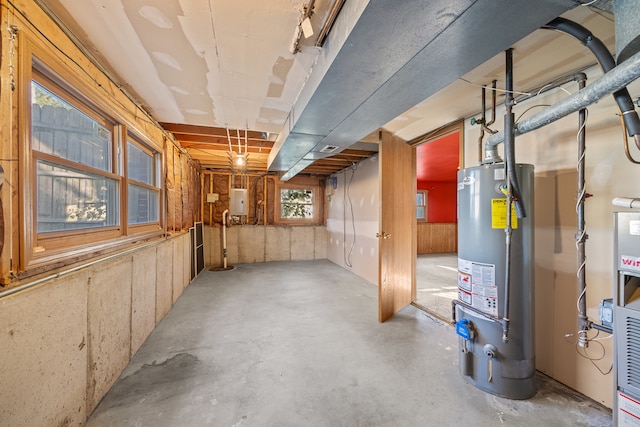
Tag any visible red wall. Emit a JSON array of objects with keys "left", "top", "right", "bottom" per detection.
[
  {"left": 416, "top": 131, "right": 459, "bottom": 223},
  {"left": 417, "top": 181, "right": 457, "bottom": 223}
]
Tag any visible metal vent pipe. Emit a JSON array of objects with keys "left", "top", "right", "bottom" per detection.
[
  {"left": 484, "top": 47, "right": 640, "bottom": 159},
  {"left": 616, "top": 0, "right": 640, "bottom": 64},
  {"left": 542, "top": 18, "right": 640, "bottom": 138}
]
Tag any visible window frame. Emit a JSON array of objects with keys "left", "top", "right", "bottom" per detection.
[
  {"left": 19, "top": 36, "right": 164, "bottom": 274},
  {"left": 417, "top": 190, "right": 428, "bottom": 222},
  {"left": 125, "top": 135, "right": 162, "bottom": 232},
  {"left": 29, "top": 70, "right": 123, "bottom": 252},
  {"left": 275, "top": 182, "right": 322, "bottom": 225}
]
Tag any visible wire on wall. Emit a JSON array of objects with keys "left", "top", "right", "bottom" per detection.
[{"left": 343, "top": 163, "right": 357, "bottom": 268}]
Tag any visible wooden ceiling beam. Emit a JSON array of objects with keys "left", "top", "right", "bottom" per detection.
[
  {"left": 172, "top": 133, "right": 274, "bottom": 147},
  {"left": 161, "top": 123, "right": 269, "bottom": 141},
  {"left": 181, "top": 143, "right": 272, "bottom": 154}
]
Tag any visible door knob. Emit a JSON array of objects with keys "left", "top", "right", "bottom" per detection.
[{"left": 376, "top": 232, "right": 391, "bottom": 239}]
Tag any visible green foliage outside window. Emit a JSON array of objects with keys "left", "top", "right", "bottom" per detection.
[{"left": 280, "top": 189, "right": 313, "bottom": 219}]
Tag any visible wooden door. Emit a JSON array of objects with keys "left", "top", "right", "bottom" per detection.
[{"left": 378, "top": 131, "right": 417, "bottom": 322}]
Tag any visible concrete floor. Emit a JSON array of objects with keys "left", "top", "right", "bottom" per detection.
[
  {"left": 85, "top": 260, "right": 612, "bottom": 427},
  {"left": 415, "top": 253, "right": 458, "bottom": 321}
]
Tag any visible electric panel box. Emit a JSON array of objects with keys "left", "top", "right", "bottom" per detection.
[{"left": 229, "top": 188, "right": 248, "bottom": 216}]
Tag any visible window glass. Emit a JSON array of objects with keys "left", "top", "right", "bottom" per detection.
[
  {"left": 31, "top": 81, "right": 111, "bottom": 172},
  {"left": 417, "top": 191, "right": 427, "bottom": 220},
  {"left": 127, "top": 138, "right": 159, "bottom": 225},
  {"left": 128, "top": 141, "right": 153, "bottom": 185},
  {"left": 36, "top": 160, "right": 118, "bottom": 232},
  {"left": 128, "top": 184, "right": 159, "bottom": 224},
  {"left": 280, "top": 188, "right": 314, "bottom": 219}
]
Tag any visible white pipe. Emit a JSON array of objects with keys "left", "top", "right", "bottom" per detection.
[
  {"left": 222, "top": 209, "right": 229, "bottom": 269},
  {"left": 612, "top": 197, "right": 640, "bottom": 209},
  {"left": 226, "top": 127, "right": 232, "bottom": 152}
]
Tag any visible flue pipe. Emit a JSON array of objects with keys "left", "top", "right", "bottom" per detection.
[{"left": 484, "top": 47, "right": 640, "bottom": 159}]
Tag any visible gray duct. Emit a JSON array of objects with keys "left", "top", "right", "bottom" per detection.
[{"left": 616, "top": 0, "right": 640, "bottom": 64}]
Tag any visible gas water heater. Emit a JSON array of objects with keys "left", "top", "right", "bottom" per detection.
[{"left": 454, "top": 162, "right": 536, "bottom": 399}]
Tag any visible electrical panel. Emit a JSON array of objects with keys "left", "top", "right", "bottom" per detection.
[{"left": 229, "top": 188, "right": 248, "bottom": 215}]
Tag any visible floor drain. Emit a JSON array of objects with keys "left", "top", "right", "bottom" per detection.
[{"left": 208, "top": 266, "right": 236, "bottom": 272}]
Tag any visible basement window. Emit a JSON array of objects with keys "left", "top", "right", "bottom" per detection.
[
  {"left": 31, "top": 76, "right": 120, "bottom": 237},
  {"left": 281, "top": 188, "right": 314, "bottom": 219},
  {"left": 22, "top": 63, "right": 163, "bottom": 272},
  {"left": 275, "top": 182, "right": 322, "bottom": 224},
  {"left": 127, "top": 138, "right": 160, "bottom": 226}
]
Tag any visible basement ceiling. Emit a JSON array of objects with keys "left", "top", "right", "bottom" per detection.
[{"left": 37, "top": 1, "right": 614, "bottom": 177}]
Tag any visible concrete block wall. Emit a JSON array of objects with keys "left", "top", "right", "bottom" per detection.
[
  {"left": 0, "top": 233, "right": 192, "bottom": 426},
  {"left": 204, "top": 225, "right": 327, "bottom": 267}
]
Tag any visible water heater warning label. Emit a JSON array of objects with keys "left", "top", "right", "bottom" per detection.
[
  {"left": 458, "top": 258, "right": 498, "bottom": 317},
  {"left": 491, "top": 198, "right": 518, "bottom": 229}
]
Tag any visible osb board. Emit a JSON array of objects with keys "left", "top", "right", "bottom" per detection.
[
  {"left": 0, "top": 270, "right": 89, "bottom": 426},
  {"left": 182, "top": 231, "right": 191, "bottom": 289},
  {"left": 156, "top": 240, "right": 174, "bottom": 322},
  {"left": 87, "top": 257, "right": 133, "bottom": 412},
  {"left": 131, "top": 246, "right": 157, "bottom": 356},
  {"left": 172, "top": 236, "right": 185, "bottom": 302}
]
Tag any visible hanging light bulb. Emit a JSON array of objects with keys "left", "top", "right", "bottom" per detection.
[{"left": 236, "top": 154, "right": 245, "bottom": 166}]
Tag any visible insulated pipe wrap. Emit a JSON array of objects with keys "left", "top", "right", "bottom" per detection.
[
  {"left": 485, "top": 48, "right": 640, "bottom": 150},
  {"left": 542, "top": 18, "right": 640, "bottom": 137}
]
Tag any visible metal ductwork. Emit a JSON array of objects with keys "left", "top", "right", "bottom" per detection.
[
  {"left": 616, "top": 0, "right": 640, "bottom": 64},
  {"left": 268, "top": 0, "right": 577, "bottom": 179}
]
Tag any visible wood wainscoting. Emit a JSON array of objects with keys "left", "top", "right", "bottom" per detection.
[{"left": 417, "top": 222, "right": 457, "bottom": 254}]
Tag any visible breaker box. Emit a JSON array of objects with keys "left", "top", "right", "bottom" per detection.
[{"left": 230, "top": 188, "right": 248, "bottom": 216}]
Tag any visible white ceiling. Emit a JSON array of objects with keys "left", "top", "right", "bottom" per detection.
[
  {"left": 42, "top": 0, "right": 335, "bottom": 134},
  {"left": 37, "top": 1, "right": 616, "bottom": 176}
]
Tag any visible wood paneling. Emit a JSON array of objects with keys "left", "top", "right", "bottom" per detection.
[
  {"left": 378, "top": 131, "right": 416, "bottom": 322},
  {"left": 417, "top": 223, "right": 457, "bottom": 254}
]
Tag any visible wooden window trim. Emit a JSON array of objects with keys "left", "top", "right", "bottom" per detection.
[
  {"left": 18, "top": 32, "right": 164, "bottom": 275},
  {"left": 274, "top": 181, "right": 322, "bottom": 225},
  {"left": 125, "top": 136, "right": 162, "bottom": 229}
]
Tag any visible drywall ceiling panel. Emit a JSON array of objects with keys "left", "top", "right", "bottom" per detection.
[{"left": 46, "top": 0, "right": 322, "bottom": 132}]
